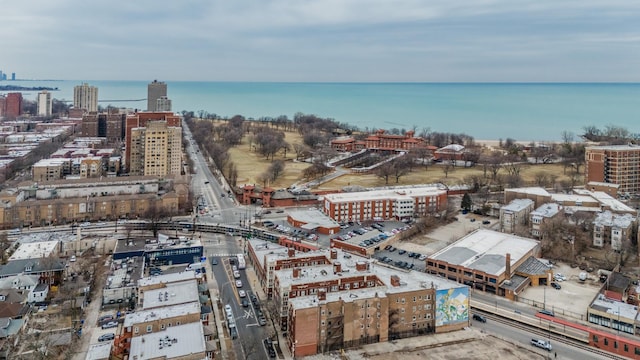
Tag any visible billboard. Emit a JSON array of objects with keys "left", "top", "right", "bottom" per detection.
[{"left": 435, "top": 287, "right": 469, "bottom": 326}]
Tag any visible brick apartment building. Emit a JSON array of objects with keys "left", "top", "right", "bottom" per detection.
[
  {"left": 4, "top": 93, "right": 22, "bottom": 118},
  {"left": 323, "top": 185, "right": 448, "bottom": 222},
  {"left": 586, "top": 144, "right": 640, "bottom": 195},
  {"left": 81, "top": 111, "right": 126, "bottom": 142},
  {"left": 248, "top": 240, "right": 469, "bottom": 357}
]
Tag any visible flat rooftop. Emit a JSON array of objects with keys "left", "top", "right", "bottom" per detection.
[
  {"left": 9, "top": 240, "right": 58, "bottom": 261},
  {"left": 138, "top": 271, "right": 199, "bottom": 288},
  {"left": 290, "top": 286, "right": 389, "bottom": 311},
  {"left": 594, "top": 211, "right": 635, "bottom": 228},
  {"left": 502, "top": 199, "right": 534, "bottom": 212},
  {"left": 586, "top": 144, "right": 640, "bottom": 151},
  {"left": 591, "top": 293, "right": 639, "bottom": 321},
  {"left": 288, "top": 208, "right": 340, "bottom": 229},
  {"left": 530, "top": 203, "right": 561, "bottom": 218},
  {"left": 275, "top": 249, "right": 461, "bottom": 295},
  {"left": 324, "top": 184, "right": 446, "bottom": 203},
  {"left": 505, "top": 187, "right": 549, "bottom": 197},
  {"left": 142, "top": 280, "right": 200, "bottom": 309},
  {"left": 430, "top": 229, "right": 540, "bottom": 276},
  {"left": 85, "top": 343, "right": 112, "bottom": 360},
  {"left": 124, "top": 301, "right": 201, "bottom": 327},
  {"left": 129, "top": 322, "right": 206, "bottom": 360}
]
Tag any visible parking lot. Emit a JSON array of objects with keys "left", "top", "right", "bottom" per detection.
[{"left": 519, "top": 262, "right": 603, "bottom": 318}]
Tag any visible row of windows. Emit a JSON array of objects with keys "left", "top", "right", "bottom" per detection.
[{"left": 133, "top": 321, "right": 181, "bottom": 333}]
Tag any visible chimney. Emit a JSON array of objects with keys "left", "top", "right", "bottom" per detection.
[
  {"left": 288, "top": 248, "right": 295, "bottom": 257},
  {"left": 505, "top": 253, "right": 511, "bottom": 280},
  {"left": 390, "top": 275, "right": 401, "bottom": 287},
  {"left": 333, "top": 262, "right": 342, "bottom": 274},
  {"left": 330, "top": 249, "right": 338, "bottom": 260},
  {"left": 356, "top": 261, "right": 367, "bottom": 272},
  {"left": 293, "top": 268, "right": 300, "bottom": 278},
  {"left": 318, "top": 288, "right": 326, "bottom": 301}
]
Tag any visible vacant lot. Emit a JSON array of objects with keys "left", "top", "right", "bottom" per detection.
[{"left": 222, "top": 127, "right": 581, "bottom": 191}]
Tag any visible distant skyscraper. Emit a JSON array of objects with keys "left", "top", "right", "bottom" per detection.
[
  {"left": 11, "top": 73, "right": 15, "bottom": 81},
  {"left": 5, "top": 93, "right": 23, "bottom": 118},
  {"left": 147, "top": 80, "right": 167, "bottom": 111},
  {"left": 0, "top": 70, "right": 3, "bottom": 81},
  {"left": 37, "top": 91, "right": 53, "bottom": 116},
  {"left": 74, "top": 83, "right": 98, "bottom": 112},
  {"left": 156, "top": 96, "right": 172, "bottom": 112}
]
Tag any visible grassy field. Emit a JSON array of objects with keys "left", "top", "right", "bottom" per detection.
[{"left": 223, "top": 127, "right": 581, "bottom": 190}]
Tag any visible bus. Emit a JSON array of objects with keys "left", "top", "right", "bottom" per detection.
[{"left": 236, "top": 254, "right": 246, "bottom": 270}]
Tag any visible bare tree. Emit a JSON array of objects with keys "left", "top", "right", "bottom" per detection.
[{"left": 376, "top": 162, "right": 394, "bottom": 185}]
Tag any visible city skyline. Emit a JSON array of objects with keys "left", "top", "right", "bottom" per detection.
[{"left": 2, "top": 1, "right": 640, "bottom": 82}]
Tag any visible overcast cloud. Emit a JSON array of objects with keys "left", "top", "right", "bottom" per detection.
[{"left": 2, "top": 0, "right": 639, "bottom": 81}]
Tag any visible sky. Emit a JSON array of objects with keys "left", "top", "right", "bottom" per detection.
[{"left": 2, "top": 0, "right": 640, "bottom": 82}]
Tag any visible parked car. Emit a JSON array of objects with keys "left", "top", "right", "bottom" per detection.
[
  {"left": 398, "top": 250, "right": 407, "bottom": 255},
  {"left": 238, "top": 290, "right": 246, "bottom": 298},
  {"left": 551, "top": 282, "right": 561, "bottom": 290},
  {"left": 233, "top": 271, "right": 241, "bottom": 279},
  {"left": 258, "top": 317, "right": 267, "bottom": 326},
  {"left": 98, "top": 333, "right": 115, "bottom": 342},
  {"left": 242, "top": 299, "right": 250, "bottom": 307},
  {"left": 101, "top": 321, "right": 118, "bottom": 329},
  {"left": 472, "top": 314, "right": 487, "bottom": 323},
  {"left": 235, "top": 280, "right": 243, "bottom": 288},
  {"left": 482, "top": 220, "right": 491, "bottom": 225}
]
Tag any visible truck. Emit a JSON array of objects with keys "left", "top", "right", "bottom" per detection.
[{"left": 530, "top": 339, "right": 552, "bottom": 351}]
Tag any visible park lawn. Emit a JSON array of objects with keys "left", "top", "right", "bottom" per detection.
[
  {"left": 222, "top": 123, "right": 582, "bottom": 191},
  {"left": 317, "top": 162, "right": 582, "bottom": 190},
  {"left": 226, "top": 129, "right": 310, "bottom": 188}
]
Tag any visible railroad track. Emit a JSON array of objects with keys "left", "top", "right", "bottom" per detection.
[{"left": 477, "top": 309, "right": 625, "bottom": 360}]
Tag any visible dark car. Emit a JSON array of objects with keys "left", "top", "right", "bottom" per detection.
[
  {"left": 472, "top": 314, "right": 487, "bottom": 323},
  {"left": 482, "top": 220, "right": 491, "bottom": 225},
  {"left": 551, "top": 282, "right": 561, "bottom": 290},
  {"left": 98, "top": 333, "right": 115, "bottom": 342},
  {"left": 242, "top": 299, "right": 250, "bottom": 307},
  {"left": 539, "top": 309, "right": 555, "bottom": 317},
  {"left": 211, "top": 258, "right": 218, "bottom": 265},
  {"left": 398, "top": 250, "right": 407, "bottom": 255}
]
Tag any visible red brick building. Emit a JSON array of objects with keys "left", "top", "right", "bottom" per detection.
[
  {"left": 5, "top": 93, "right": 22, "bottom": 118},
  {"left": 330, "top": 130, "right": 431, "bottom": 153}
]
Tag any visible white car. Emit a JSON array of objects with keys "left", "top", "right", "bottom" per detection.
[
  {"left": 238, "top": 290, "right": 246, "bottom": 298},
  {"left": 235, "top": 280, "right": 243, "bottom": 288},
  {"left": 554, "top": 273, "right": 566, "bottom": 281},
  {"left": 233, "top": 271, "right": 241, "bottom": 279}
]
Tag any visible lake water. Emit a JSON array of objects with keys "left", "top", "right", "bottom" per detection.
[{"left": 3, "top": 80, "right": 639, "bottom": 141}]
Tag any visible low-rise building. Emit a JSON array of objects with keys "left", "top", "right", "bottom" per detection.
[
  {"left": 426, "top": 229, "right": 547, "bottom": 300},
  {"left": 128, "top": 321, "right": 212, "bottom": 360},
  {"left": 499, "top": 199, "right": 534, "bottom": 233},
  {"left": 529, "top": 203, "right": 563, "bottom": 238},
  {"left": 8, "top": 240, "right": 60, "bottom": 261},
  {"left": 593, "top": 211, "right": 636, "bottom": 250},
  {"left": 140, "top": 279, "right": 200, "bottom": 310},
  {"left": 323, "top": 184, "right": 448, "bottom": 222},
  {"left": 102, "top": 256, "right": 144, "bottom": 306}
]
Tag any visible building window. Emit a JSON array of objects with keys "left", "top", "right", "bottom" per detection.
[
  {"left": 161, "top": 324, "right": 165, "bottom": 329},
  {"left": 146, "top": 325, "right": 152, "bottom": 333},
  {"left": 134, "top": 327, "right": 139, "bottom": 334}
]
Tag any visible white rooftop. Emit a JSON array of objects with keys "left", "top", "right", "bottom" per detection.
[
  {"left": 594, "top": 211, "right": 635, "bottom": 228},
  {"left": 531, "top": 203, "right": 562, "bottom": 218},
  {"left": 137, "top": 271, "right": 198, "bottom": 288},
  {"left": 586, "top": 144, "right": 640, "bottom": 151},
  {"left": 124, "top": 301, "right": 201, "bottom": 327},
  {"left": 430, "top": 229, "right": 540, "bottom": 276},
  {"left": 32, "top": 158, "right": 69, "bottom": 167},
  {"left": 324, "top": 184, "right": 446, "bottom": 203},
  {"left": 9, "top": 240, "right": 58, "bottom": 261},
  {"left": 129, "top": 322, "right": 206, "bottom": 360},
  {"left": 502, "top": 199, "right": 534, "bottom": 212},
  {"left": 85, "top": 343, "right": 112, "bottom": 360},
  {"left": 142, "top": 280, "right": 200, "bottom": 309},
  {"left": 275, "top": 249, "right": 460, "bottom": 295},
  {"left": 592, "top": 293, "right": 639, "bottom": 320},
  {"left": 506, "top": 187, "right": 550, "bottom": 197},
  {"left": 589, "top": 191, "right": 636, "bottom": 214},
  {"left": 290, "top": 286, "right": 389, "bottom": 311}
]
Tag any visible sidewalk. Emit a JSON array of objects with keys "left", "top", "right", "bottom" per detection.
[
  {"left": 244, "top": 265, "right": 293, "bottom": 360},
  {"left": 204, "top": 260, "right": 230, "bottom": 360}
]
